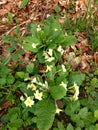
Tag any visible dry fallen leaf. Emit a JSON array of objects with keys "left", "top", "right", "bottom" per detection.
[
  {"left": 0, "top": 0, "right": 7, "bottom": 5},
  {"left": 0, "top": 9, "right": 8, "bottom": 15},
  {"left": 0, "top": 100, "right": 11, "bottom": 109}
]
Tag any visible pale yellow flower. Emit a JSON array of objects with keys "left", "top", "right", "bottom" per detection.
[
  {"left": 20, "top": 96, "right": 25, "bottom": 101},
  {"left": 43, "top": 50, "right": 54, "bottom": 62},
  {"left": 46, "top": 65, "right": 53, "bottom": 72},
  {"left": 37, "top": 25, "right": 41, "bottom": 32},
  {"left": 71, "top": 82, "right": 79, "bottom": 101},
  {"left": 61, "top": 64, "right": 66, "bottom": 72},
  {"left": 47, "top": 49, "right": 53, "bottom": 56},
  {"left": 46, "top": 57, "right": 55, "bottom": 62},
  {"left": 34, "top": 90, "right": 43, "bottom": 100},
  {"left": 55, "top": 107, "right": 62, "bottom": 114},
  {"left": 27, "top": 83, "right": 36, "bottom": 91},
  {"left": 40, "top": 81, "right": 48, "bottom": 89},
  {"left": 72, "top": 94, "right": 79, "bottom": 101},
  {"left": 24, "top": 97, "right": 34, "bottom": 107},
  {"left": 43, "top": 51, "right": 49, "bottom": 59},
  {"left": 32, "top": 43, "right": 37, "bottom": 48},
  {"left": 57, "top": 46, "right": 64, "bottom": 55},
  {"left": 54, "top": 28, "right": 58, "bottom": 31},
  {"left": 31, "top": 77, "right": 37, "bottom": 83},
  {"left": 60, "top": 82, "right": 67, "bottom": 90}
]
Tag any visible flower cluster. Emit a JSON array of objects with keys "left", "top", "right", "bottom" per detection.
[
  {"left": 43, "top": 49, "right": 55, "bottom": 62},
  {"left": 21, "top": 77, "right": 49, "bottom": 107}
]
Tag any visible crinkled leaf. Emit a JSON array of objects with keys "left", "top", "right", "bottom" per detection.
[
  {"left": 50, "top": 85, "right": 67, "bottom": 100},
  {"left": 26, "top": 64, "right": 34, "bottom": 73},
  {"left": 65, "top": 101, "right": 80, "bottom": 115},
  {"left": 66, "top": 123, "right": 74, "bottom": 130},
  {"left": 0, "top": 78, "right": 6, "bottom": 86},
  {"left": 57, "top": 121, "right": 65, "bottom": 130},
  {"left": 90, "top": 78, "right": 98, "bottom": 88},
  {"left": 6, "top": 74, "right": 15, "bottom": 85},
  {"left": 0, "top": 65, "right": 10, "bottom": 77},
  {"left": 79, "top": 107, "right": 88, "bottom": 119},
  {"left": 68, "top": 72, "right": 85, "bottom": 86},
  {"left": 8, "top": 119, "right": 23, "bottom": 128},
  {"left": 35, "top": 99, "right": 56, "bottom": 130},
  {"left": 62, "top": 36, "right": 77, "bottom": 46}
]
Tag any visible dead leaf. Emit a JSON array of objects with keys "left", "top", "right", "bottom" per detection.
[
  {"left": 0, "top": 9, "right": 8, "bottom": 15},
  {"left": 0, "top": 0, "right": 7, "bottom": 5},
  {"left": 79, "top": 55, "right": 90, "bottom": 72},
  {"left": 76, "top": 42, "right": 89, "bottom": 53},
  {"left": 56, "top": 100, "right": 64, "bottom": 108},
  {"left": 94, "top": 52, "right": 98, "bottom": 65},
  {"left": 0, "top": 100, "right": 11, "bottom": 109},
  {"left": 70, "top": 56, "right": 81, "bottom": 70}
]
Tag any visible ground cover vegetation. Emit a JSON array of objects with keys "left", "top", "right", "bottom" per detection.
[{"left": 0, "top": 0, "right": 98, "bottom": 130}]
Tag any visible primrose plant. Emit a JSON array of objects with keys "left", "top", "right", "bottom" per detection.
[{"left": 19, "top": 16, "right": 85, "bottom": 130}]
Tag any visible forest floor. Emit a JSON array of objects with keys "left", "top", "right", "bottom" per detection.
[{"left": 0, "top": 0, "right": 98, "bottom": 130}]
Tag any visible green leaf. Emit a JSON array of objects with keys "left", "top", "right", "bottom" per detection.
[
  {"left": 75, "top": 127, "right": 81, "bottom": 130},
  {"left": 54, "top": 5, "right": 61, "bottom": 13},
  {"left": 65, "top": 101, "right": 80, "bottom": 116},
  {"left": 7, "top": 12, "right": 13, "bottom": 23},
  {"left": 94, "top": 68, "right": 98, "bottom": 76},
  {"left": 26, "top": 64, "right": 34, "bottom": 73},
  {"left": 94, "top": 110, "right": 98, "bottom": 119},
  {"left": 20, "top": 0, "right": 29, "bottom": 9},
  {"left": 50, "top": 85, "right": 67, "bottom": 100},
  {"left": 0, "top": 65, "right": 10, "bottom": 77},
  {"left": 8, "top": 119, "right": 23, "bottom": 128},
  {"left": 46, "top": 67, "right": 56, "bottom": 81},
  {"left": 79, "top": 107, "right": 88, "bottom": 119},
  {"left": 90, "top": 78, "right": 98, "bottom": 88},
  {"left": 7, "top": 45, "right": 15, "bottom": 53},
  {"left": 95, "top": 124, "right": 98, "bottom": 130},
  {"left": 92, "top": 38, "right": 98, "bottom": 52},
  {"left": 15, "top": 72, "right": 25, "bottom": 79},
  {"left": 62, "top": 36, "right": 77, "bottom": 46},
  {"left": 14, "top": 26, "right": 20, "bottom": 36},
  {"left": 54, "top": 50, "right": 62, "bottom": 61},
  {"left": 23, "top": 36, "right": 40, "bottom": 53},
  {"left": 57, "top": 121, "right": 65, "bottom": 130},
  {"left": 71, "top": 114, "right": 80, "bottom": 123},
  {"left": 76, "top": 120, "right": 84, "bottom": 128},
  {"left": 7, "top": 127, "right": 17, "bottom": 130},
  {"left": 0, "top": 78, "right": 6, "bottom": 86},
  {"left": 6, "top": 74, "right": 15, "bottom": 85},
  {"left": 3, "top": 35, "right": 18, "bottom": 44},
  {"left": 66, "top": 123, "right": 74, "bottom": 130},
  {"left": 37, "top": 50, "right": 45, "bottom": 63},
  {"left": 1, "top": 56, "right": 11, "bottom": 65},
  {"left": 53, "top": 128, "right": 58, "bottom": 130},
  {"left": 35, "top": 99, "right": 56, "bottom": 130},
  {"left": 8, "top": 107, "right": 20, "bottom": 118},
  {"left": 68, "top": 72, "right": 85, "bottom": 86}
]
